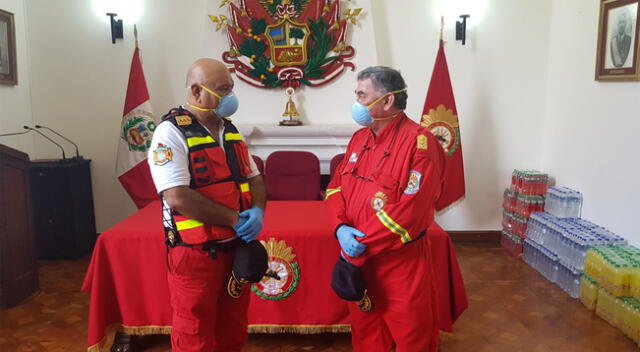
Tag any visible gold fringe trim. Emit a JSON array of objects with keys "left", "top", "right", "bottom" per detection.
[
  {"left": 87, "top": 323, "right": 350, "bottom": 350},
  {"left": 87, "top": 323, "right": 172, "bottom": 352},
  {"left": 86, "top": 323, "right": 459, "bottom": 348},
  {"left": 248, "top": 324, "right": 351, "bottom": 334},
  {"left": 435, "top": 195, "right": 466, "bottom": 216}
]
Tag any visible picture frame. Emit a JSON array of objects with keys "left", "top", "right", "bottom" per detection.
[
  {"left": 596, "top": 0, "right": 640, "bottom": 81},
  {"left": 0, "top": 9, "right": 17, "bottom": 85}
]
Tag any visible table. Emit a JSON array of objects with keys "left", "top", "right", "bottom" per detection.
[{"left": 82, "top": 201, "right": 467, "bottom": 351}]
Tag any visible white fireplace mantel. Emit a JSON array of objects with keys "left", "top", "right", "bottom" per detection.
[{"left": 237, "top": 124, "right": 360, "bottom": 174}]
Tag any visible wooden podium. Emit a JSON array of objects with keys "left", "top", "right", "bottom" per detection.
[{"left": 0, "top": 144, "right": 39, "bottom": 309}]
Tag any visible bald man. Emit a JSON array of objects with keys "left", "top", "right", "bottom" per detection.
[{"left": 148, "top": 58, "right": 267, "bottom": 351}]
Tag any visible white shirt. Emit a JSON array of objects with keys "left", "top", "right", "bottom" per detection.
[{"left": 148, "top": 118, "right": 259, "bottom": 194}]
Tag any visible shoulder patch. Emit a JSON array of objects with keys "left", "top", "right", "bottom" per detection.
[
  {"left": 404, "top": 170, "right": 422, "bottom": 195},
  {"left": 176, "top": 115, "right": 192, "bottom": 126},
  {"left": 153, "top": 143, "right": 173, "bottom": 166},
  {"left": 417, "top": 134, "right": 428, "bottom": 150}
]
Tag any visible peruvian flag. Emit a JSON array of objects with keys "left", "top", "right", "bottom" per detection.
[
  {"left": 421, "top": 40, "right": 466, "bottom": 212},
  {"left": 116, "top": 47, "right": 158, "bottom": 209}
]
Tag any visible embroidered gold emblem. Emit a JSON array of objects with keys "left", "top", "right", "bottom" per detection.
[
  {"left": 417, "top": 135, "right": 428, "bottom": 150},
  {"left": 358, "top": 290, "right": 374, "bottom": 313},
  {"left": 252, "top": 238, "right": 300, "bottom": 301},
  {"left": 227, "top": 271, "right": 248, "bottom": 298},
  {"left": 370, "top": 192, "right": 388, "bottom": 212}
]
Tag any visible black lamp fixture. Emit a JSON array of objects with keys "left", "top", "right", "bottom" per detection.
[
  {"left": 455, "top": 14, "right": 470, "bottom": 45},
  {"left": 106, "top": 13, "right": 123, "bottom": 44}
]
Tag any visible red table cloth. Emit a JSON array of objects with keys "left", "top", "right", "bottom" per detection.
[{"left": 82, "top": 201, "right": 467, "bottom": 351}]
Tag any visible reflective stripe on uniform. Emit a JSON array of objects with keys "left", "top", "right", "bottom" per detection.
[
  {"left": 240, "top": 182, "right": 250, "bottom": 192},
  {"left": 325, "top": 187, "right": 341, "bottom": 199},
  {"left": 224, "top": 132, "right": 242, "bottom": 141},
  {"left": 187, "top": 136, "right": 216, "bottom": 148},
  {"left": 175, "top": 218, "right": 204, "bottom": 231},
  {"left": 375, "top": 209, "right": 411, "bottom": 244}
]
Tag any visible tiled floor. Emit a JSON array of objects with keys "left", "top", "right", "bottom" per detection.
[{"left": 0, "top": 243, "right": 637, "bottom": 351}]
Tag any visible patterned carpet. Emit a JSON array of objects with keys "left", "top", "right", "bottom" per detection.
[{"left": 0, "top": 243, "right": 636, "bottom": 351}]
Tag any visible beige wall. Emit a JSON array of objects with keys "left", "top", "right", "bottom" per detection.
[
  {"left": 24, "top": 0, "right": 378, "bottom": 232},
  {"left": 541, "top": 0, "right": 640, "bottom": 245},
  {"left": 374, "top": 0, "right": 554, "bottom": 231},
  {"left": 0, "top": 0, "right": 34, "bottom": 155},
  {"left": 10, "top": 0, "right": 639, "bottom": 244}
]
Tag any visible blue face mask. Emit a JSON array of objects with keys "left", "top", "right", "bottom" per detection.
[
  {"left": 351, "top": 88, "right": 407, "bottom": 127},
  {"left": 351, "top": 101, "right": 374, "bottom": 126},
  {"left": 187, "top": 85, "right": 239, "bottom": 118},
  {"left": 213, "top": 92, "right": 239, "bottom": 118}
]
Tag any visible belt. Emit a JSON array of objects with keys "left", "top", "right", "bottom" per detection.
[{"left": 176, "top": 237, "right": 240, "bottom": 259}]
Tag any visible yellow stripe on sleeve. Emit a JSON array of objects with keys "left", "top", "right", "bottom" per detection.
[
  {"left": 375, "top": 210, "right": 412, "bottom": 244},
  {"left": 325, "top": 187, "right": 342, "bottom": 200}
]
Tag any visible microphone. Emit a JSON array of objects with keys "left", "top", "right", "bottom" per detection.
[
  {"left": 35, "top": 124, "right": 81, "bottom": 159},
  {"left": 0, "top": 130, "right": 31, "bottom": 137},
  {"left": 23, "top": 126, "right": 66, "bottom": 161}
]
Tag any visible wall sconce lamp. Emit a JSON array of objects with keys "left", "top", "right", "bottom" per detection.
[
  {"left": 106, "top": 13, "right": 123, "bottom": 44},
  {"left": 455, "top": 14, "right": 470, "bottom": 45}
]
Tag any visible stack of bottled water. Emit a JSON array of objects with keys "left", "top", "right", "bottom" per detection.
[
  {"left": 525, "top": 211, "right": 626, "bottom": 298},
  {"left": 515, "top": 181, "right": 640, "bottom": 345},
  {"left": 523, "top": 238, "right": 559, "bottom": 283},
  {"left": 501, "top": 169, "right": 549, "bottom": 258},
  {"left": 544, "top": 186, "right": 583, "bottom": 218}
]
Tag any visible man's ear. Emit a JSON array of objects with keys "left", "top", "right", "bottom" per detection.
[
  {"left": 383, "top": 94, "right": 396, "bottom": 111},
  {"left": 189, "top": 85, "right": 202, "bottom": 102}
]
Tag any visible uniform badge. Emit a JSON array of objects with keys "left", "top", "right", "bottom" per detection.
[
  {"left": 152, "top": 143, "right": 173, "bottom": 166},
  {"left": 417, "top": 135, "right": 428, "bottom": 150},
  {"left": 370, "top": 192, "right": 388, "bottom": 211},
  {"left": 166, "top": 230, "right": 176, "bottom": 246},
  {"left": 405, "top": 170, "right": 422, "bottom": 195},
  {"left": 176, "top": 115, "right": 192, "bottom": 126},
  {"left": 358, "top": 290, "right": 374, "bottom": 313},
  {"left": 227, "top": 271, "right": 248, "bottom": 298},
  {"left": 349, "top": 152, "right": 358, "bottom": 163},
  {"left": 252, "top": 238, "right": 300, "bottom": 301}
]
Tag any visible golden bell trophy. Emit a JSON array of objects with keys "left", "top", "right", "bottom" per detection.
[{"left": 280, "top": 87, "right": 303, "bottom": 126}]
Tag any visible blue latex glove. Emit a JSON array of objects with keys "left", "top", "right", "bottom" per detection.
[
  {"left": 336, "top": 225, "right": 366, "bottom": 257},
  {"left": 234, "top": 206, "right": 264, "bottom": 242}
]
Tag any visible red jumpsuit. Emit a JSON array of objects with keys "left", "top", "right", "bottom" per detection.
[{"left": 325, "top": 113, "right": 445, "bottom": 352}]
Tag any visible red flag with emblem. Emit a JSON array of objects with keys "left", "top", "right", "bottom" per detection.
[
  {"left": 116, "top": 46, "right": 158, "bottom": 209},
  {"left": 421, "top": 40, "right": 465, "bottom": 212}
]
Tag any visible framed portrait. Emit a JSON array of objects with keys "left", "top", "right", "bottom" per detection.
[
  {"left": 0, "top": 9, "right": 17, "bottom": 85},
  {"left": 596, "top": 0, "right": 640, "bottom": 80}
]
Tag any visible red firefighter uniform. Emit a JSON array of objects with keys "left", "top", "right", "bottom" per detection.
[
  {"left": 149, "top": 106, "right": 256, "bottom": 352},
  {"left": 325, "top": 112, "right": 446, "bottom": 352}
]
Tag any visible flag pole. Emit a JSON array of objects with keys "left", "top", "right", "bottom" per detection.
[
  {"left": 440, "top": 16, "right": 444, "bottom": 44},
  {"left": 134, "top": 24, "right": 139, "bottom": 49}
]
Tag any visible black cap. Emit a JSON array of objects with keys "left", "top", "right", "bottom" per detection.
[
  {"left": 331, "top": 256, "right": 374, "bottom": 312},
  {"left": 234, "top": 240, "right": 268, "bottom": 283},
  {"left": 228, "top": 241, "right": 268, "bottom": 298},
  {"left": 331, "top": 256, "right": 367, "bottom": 301}
]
